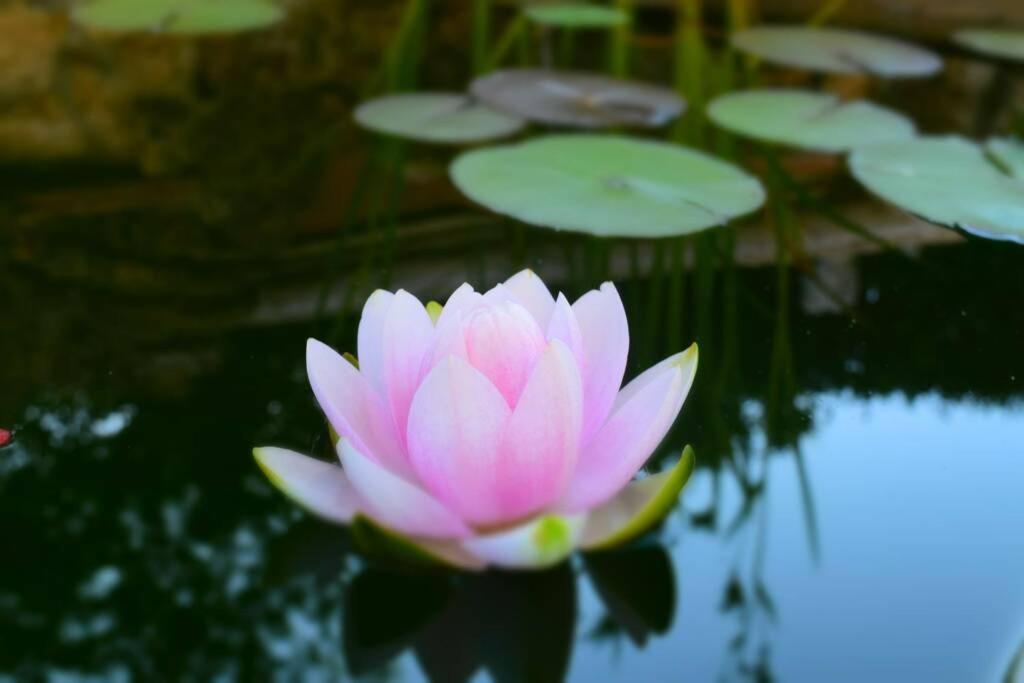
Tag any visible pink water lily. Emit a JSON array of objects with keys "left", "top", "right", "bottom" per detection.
[{"left": 255, "top": 270, "right": 697, "bottom": 570}]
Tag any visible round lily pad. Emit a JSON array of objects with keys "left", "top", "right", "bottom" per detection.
[
  {"left": 470, "top": 69, "right": 685, "bottom": 128},
  {"left": 707, "top": 89, "right": 916, "bottom": 153},
  {"left": 987, "top": 137, "right": 1024, "bottom": 179},
  {"left": 524, "top": 4, "right": 629, "bottom": 29},
  {"left": 954, "top": 29, "right": 1024, "bottom": 63},
  {"left": 732, "top": 25, "right": 942, "bottom": 77},
  {"left": 849, "top": 135, "right": 1024, "bottom": 243},
  {"left": 353, "top": 93, "right": 524, "bottom": 144},
  {"left": 450, "top": 134, "right": 766, "bottom": 238},
  {"left": 74, "top": 0, "right": 283, "bottom": 34}
]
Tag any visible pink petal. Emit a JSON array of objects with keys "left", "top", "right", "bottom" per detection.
[
  {"left": 253, "top": 447, "right": 360, "bottom": 524},
  {"left": 380, "top": 290, "right": 435, "bottom": 443},
  {"left": 461, "top": 301, "right": 547, "bottom": 406},
  {"left": 561, "top": 345, "right": 698, "bottom": 512},
  {"left": 496, "top": 340, "right": 584, "bottom": 520},
  {"left": 356, "top": 289, "right": 394, "bottom": 396},
  {"left": 462, "top": 514, "right": 585, "bottom": 569},
  {"left": 546, "top": 292, "right": 585, "bottom": 371},
  {"left": 573, "top": 282, "right": 630, "bottom": 444},
  {"left": 406, "top": 355, "right": 513, "bottom": 527},
  {"left": 434, "top": 283, "right": 481, "bottom": 330},
  {"left": 306, "top": 338, "right": 411, "bottom": 478},
  {"left": 502, "top": 269, "right": 555, "bottom": 328},
  {"left": 339, "top": 438, "right": 472, "bottom": 539}
]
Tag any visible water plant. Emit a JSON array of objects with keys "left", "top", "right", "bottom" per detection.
[
  {"left": 849, "top": 135, "right": 1024, "bottom": 243},
  {"left": 731, "top": 25, "right": 943, "bottom": 77},
  {"left": 524, "top": 4, "right": 629, "bottom": 29},
  {"left": 450, "top": 134, "right": 765, "bottom": 238},
  {"left": 255, "top": 270, "right": 698, "bottom": 570},
  {"left": 954, "top": 29, "right": 1024, "bottom": 63},
  {"left": 707, "top": 89, "right": 917, "bottom": 153},
  {"left": 470, "top": 68, "right": 685, "bottom": 128},
  {"left": 73, "top": 0, "right": 283, "bottom": 34},
  {"left": 353, "top": 93, "right": 524, "bottom": 144}
]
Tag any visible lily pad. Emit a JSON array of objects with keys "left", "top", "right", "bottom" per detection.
[
  {"left": 74, "top": 0, "right": 283, "bottom": 34},
  {"left": 732, "top": 25, "right": 942, "bottom": 77},
  {"left": 849, "top": 135, "right": 1024, "bottom": 244},
  {"left": 707, "top": 89, "right": 916, "bottom": 153},
  {"left": 524, "top": 4, "right": 629, "bottom": 29},
  {"left": 451, "top": 136, "right": 764, "bottom": 237},
  {"left": 354, "top": 93, "right": 524, "bottom": 144},
  {"left": 954, "top": 29, "right": 1024, "bottom": 63},
  {"left": 470, "top": 69, "right": 685, "bottom": 128},
  {"left": 987, "top": 137, "right": 1024, "bottom": 179}
]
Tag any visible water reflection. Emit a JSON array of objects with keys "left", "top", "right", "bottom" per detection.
[{"left": 2, "top": 238, "right": 1023, "bottom": 680}]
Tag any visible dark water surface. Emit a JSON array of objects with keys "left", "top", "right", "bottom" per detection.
[{"left": 2, "top": 232, "right": 1023, "bottom": 681}]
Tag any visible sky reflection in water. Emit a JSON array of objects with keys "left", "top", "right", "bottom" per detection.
[{"left": 572, "top": 392, "right": 1024, "bottom": 683}]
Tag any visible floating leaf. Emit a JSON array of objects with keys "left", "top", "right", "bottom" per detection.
[
  {"left": 524, "top": 4, "right": 629, "bottom": 28},
  {"left": 450, "top": 135, "right": 764, "bottom": 238},
  {"left": 987, "top": 137, "right": 1024, "bottom": 179},
  {"left": 954, "top": 29, "right": 1024, "bottom": 63},
  {"left": 74, "top": 0, "right": 283, "bottom": 34},
  {"left": 354, "top": 93, "right": 524, "bottom": 144},
  {"left": 471, "top": 69, "right": 684, "bottom": 128},
  {"left": 849, "top": 135, "right": 1024, "bottom": 244},
  {"left": 707, "top": 89, "right": 916, "bottom": 153},
  {"left": 732, "top": 25, "right": 942, "bottom": 77}
]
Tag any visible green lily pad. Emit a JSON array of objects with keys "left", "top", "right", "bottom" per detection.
[
  {"left": 580, "top": 445, "right": 695, "bottom": 550},
  {"left": 954, "top": 29, "right": 1024, "bottom": 63},
  {"left": 354, "top": 93, "right": 524, "bottom": 144},
  {"left": 525, "top": 4, "right": 629, "bottom": 28},
  {"left": 849, "top": 135, "right": 1024, "bottom": 244},
  {"left": 987, "top": 137, "right": 1024, "bottom": 179},
  {"left": 74, "top": 0, "right": 283, "bottom": 34},
  {"left": 450, "top": 135, "right": 764, "bottom": 237},
  {"left": 732, "top": 25, "right": 942, "bottom": 77},
  {"left": 707, "top": 89, "right": 916, "bottom": 153},
  {"left": 471, "top": 69, "right": 685, "bottom": 128}
]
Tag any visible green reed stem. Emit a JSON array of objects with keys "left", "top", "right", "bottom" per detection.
[
  {"left": 485, "top": 14, "right": 527, "bottom": 71},
  {"left": 666, "top": 237, "right": 687, "bottom": 352},
  {"left": 472, "top": 0, "right": 491, "bottom": 75},
  {"left": 645, "top": 243, "right": 666, "bottom": 363},
  {"left": 673, "top": 0, "right": 707, "bottom": 146},
  {"left": 558, "top": 27, "right": 577, "bottom": 67},
  {"left": 609, "top": 0, "right": 633, "bottom": 76}
]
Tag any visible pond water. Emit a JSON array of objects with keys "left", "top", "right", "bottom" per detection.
[
  {"left": 3, "top": 2, "right": 1024, "bottom": 682},
  {"left": 3, "top": 237, "right": 1022, "bottom": 681}
]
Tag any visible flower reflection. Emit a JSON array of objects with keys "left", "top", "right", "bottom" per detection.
[{"left": 343, "top": 544, "right": 677, "bottom": 682}]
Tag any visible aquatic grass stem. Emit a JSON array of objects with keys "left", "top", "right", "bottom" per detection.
[
  {"left": 558, "top": 27, "right": 577, "bottom": 68},
  {"left": 808, "top": 0, "right": 847, "bottom": 26},
  {"left": 472, "top": 0, "right": 491, "bottom": 75},
  {"left": 673, "top": 0, "right": 707, "bottom": 146},
  {"left": 609, "top": 0, "right": 633, "bottom": 76},
  {"left": 485, "top": 14, "right": 527, "bottom": 71},
  {"left": 666, "top": 237, "right": 687, "bottom": 353},
  {"left": 381, "top": 0, "right": 428, "bottom": 91}
]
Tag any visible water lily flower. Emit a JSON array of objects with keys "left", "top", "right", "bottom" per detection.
[{"left": 254, "top": 270, "right": 697, "bottom": 570}]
